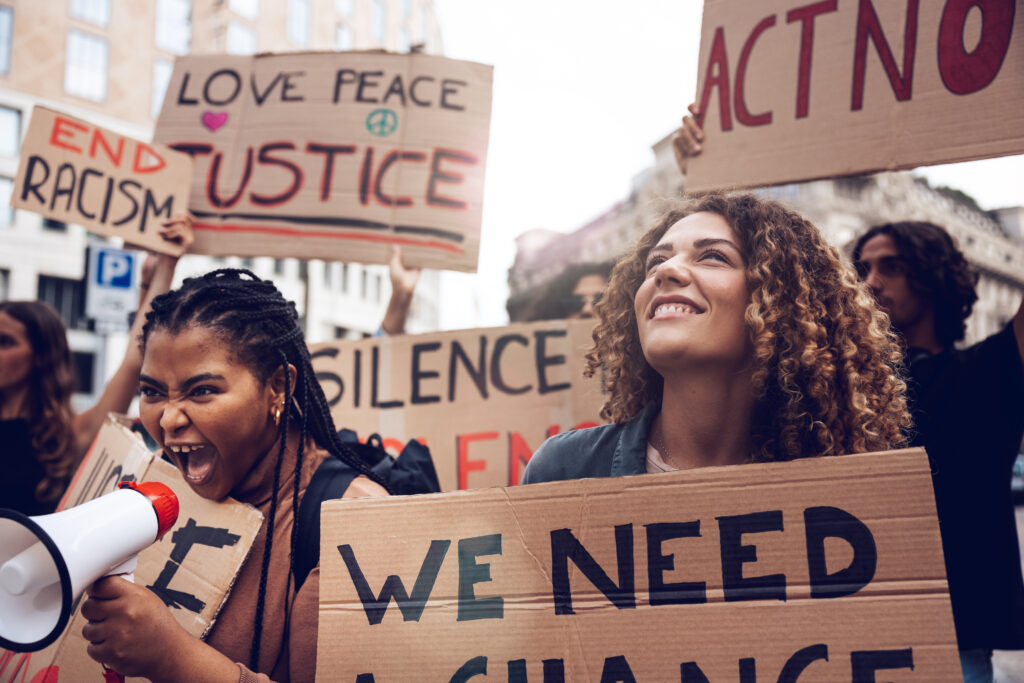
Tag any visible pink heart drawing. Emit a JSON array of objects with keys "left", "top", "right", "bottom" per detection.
[{"left": 202, "top": 111, "right": 228, "bottom": 132}]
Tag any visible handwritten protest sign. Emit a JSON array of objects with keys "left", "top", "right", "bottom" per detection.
[
  {"left": 11, "top": 107, "right": 192, "bottom": 255},
  {"left": 686, "top": 0, "right": 1024, "bottom": 192},
  {"left": 318, "top": 448, "right": 959, "bottom": 680},
  {"left": 311, "top": 320, "right": 605, "bottom": 491},
  {"left": 0, "top": 417, "right": 262, "bottom": 682},
  {"left": 153, "top": 51, "right": 493, "bottom": 272}
]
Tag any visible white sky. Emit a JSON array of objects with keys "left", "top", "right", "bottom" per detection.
[{"left": 433, "top": 0, "right": 1024, "bottom": 330}]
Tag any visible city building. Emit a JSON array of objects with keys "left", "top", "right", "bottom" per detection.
[
  {"left": 509, "top": 131, "right": 1024, "bottom": 347},
  {"left": 0, "top": 0, "right": 444, "bottom": 410}
]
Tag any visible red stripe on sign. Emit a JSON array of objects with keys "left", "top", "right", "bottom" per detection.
[{"left": 192, "top": 221, "right": 467, "bottom": 255}]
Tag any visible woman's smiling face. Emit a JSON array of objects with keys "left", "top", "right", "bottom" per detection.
[
  {"left": 139, "top": 325, "right": 281, "bottom": 501},
  {"left": 633, "top": 211, "right": 752, "bottom": 374}
]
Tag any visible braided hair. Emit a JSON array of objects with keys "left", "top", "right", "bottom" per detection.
[{"left": 140, "top": 268, "right": 388, "bottom": 671}]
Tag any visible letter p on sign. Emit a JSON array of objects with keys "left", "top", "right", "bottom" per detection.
[{"left": 98, "top": 250, "right": 133, "bottom": 288}]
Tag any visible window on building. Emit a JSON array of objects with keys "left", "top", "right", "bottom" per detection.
[
  {"left": 70, "top": 0, "right": 110, "bottom": 27},
  {"left": 151, "top": 59, "right": 173, "bottom": 118},
  {"left": 241, "top": 257, "right": 253, "bottom": 269},
  {"left": 273, "top": 258, "right": 284, "bottom": 275},
  {"left": 0, "top": 106, "right": 18, "bottom": 157},
  {"left": 72, "top": 351, "right": 95, "bottom": 394},
  {"left": 288, "top": 0, "right": 311, "bottom": 47},
  {"left": 360, "top": 268, "right": 367, "bottom": 298},
  {"left": 374, "top": 273, "right": 382, "bottom": 303},
  {"left": 322, "top": 261, "right": 331, "bottom": 286},
  {"left": 64, "top": 30, "right": 108, "bottom": 101},
  {"left": 226, "top": 21, "right": 256, "bottom": 55},
  {"left": 155, "top": 0, "right": 191, "bottom": 55},
  {"left": 298, "top": 259, "right": 308, "bottom": 280},
  {"left": 0, "top": 6, "right": 12, "bottom": 75},
  {"left": 335, "top": 23, "right": 352, "bottom": 50},
  {"left": 38, "top": 274, "right": 91, "bottom": 331},
  {"left": 0, "top": 268, "right": 8, "bottom": 300},
  {"left": 0, "top": 176, "right": 13, "bottom": 226},
  {"left": 335, "top": 0, "right": 352, "bottom": 17},
  {"left": 229, "top": 0, "right": 259, "bottom": 20},
  {"left": 43, "top": 219, "right": 67, "bottom": 231},
  {"left": 372, "top": 0, "right": 386, "bottom": 46},
  {"left": 340, "top": 263, "right": 348, "bottom": 292}
]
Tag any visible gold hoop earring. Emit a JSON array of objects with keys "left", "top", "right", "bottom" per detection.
[{"left": 272, "top": 403, "right": 283, "bottom": 427}]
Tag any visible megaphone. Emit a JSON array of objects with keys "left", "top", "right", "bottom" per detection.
[{"left": 0, "top": 481, "right": 178, "bottom": 652}]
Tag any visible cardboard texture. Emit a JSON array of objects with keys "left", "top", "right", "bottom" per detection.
[
  {"left": 0, "top": 417, "right": 262, "bottom": 682},
  {"left": 686, "top": 0, "right": 1024, "bottom": 192},
  {"left": 317, "top": 448, "right": 960, "bottom": 681},
  {"left": 311, "top": 320, "right": 605, "bottom": 491},
  {"left": 10, "top": 107, "right": 193, "bottom": 255},
  {"left": 152, "top": 51, "right": 493, "bottom": 272}
]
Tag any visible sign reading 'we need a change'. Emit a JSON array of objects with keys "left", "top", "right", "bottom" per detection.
[
  {"left": 153, "top": 51, "right": 493, "bottom": 272},
  {"left": 318, "top": 449, "right": 960, "bottom": 681}
]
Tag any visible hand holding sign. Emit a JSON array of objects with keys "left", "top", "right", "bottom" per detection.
[
  {"left": 672, "top": 102, "right": 705, "bottom": 176},
  {"left": 11, "top": 108, "right": 194, "bottom": 256}
]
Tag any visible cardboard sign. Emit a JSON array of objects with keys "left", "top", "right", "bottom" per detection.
[
  {"left": 311, "top": 320, "right": 605, "bottom": 491},
  {"left": 10, "top": 107, "right": 192, "bottom": 255},
  {"left": 318, "top": 448, "right": 960, "bottom": 681},
  {"left": 1, "top": 417, "right": 263, "bottom": 682},
  {"left": 686, "top": 0, "right": 1024, "bottom": 192},
  {"left": 152, "top": 51, "right": 493, "bottom": 272}
]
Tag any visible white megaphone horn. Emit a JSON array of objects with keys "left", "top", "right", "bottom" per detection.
[{"left": 0, "top": 481, "right": 178, "bottom": 652}]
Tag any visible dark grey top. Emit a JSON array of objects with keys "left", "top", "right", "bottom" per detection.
[{"left": 521, "top": 402, "right": 660, "bottom": 484}]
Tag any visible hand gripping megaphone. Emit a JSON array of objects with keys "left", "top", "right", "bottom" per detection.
[{"left": 0, "top": 481, "right": 178, "bottom": 652}]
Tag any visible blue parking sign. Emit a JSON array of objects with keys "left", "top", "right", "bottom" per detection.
[{"left": 96, "top": 250, "right": 134, "bottom": 289}]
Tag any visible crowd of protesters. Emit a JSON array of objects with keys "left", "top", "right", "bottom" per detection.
[{"left": 1, "top": 106, "right": 1021, "bottom": 683}]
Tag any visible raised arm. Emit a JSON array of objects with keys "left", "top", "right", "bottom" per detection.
[
  {"left": 70, "top": 215, "right": 194, "bottom": 458},
  {"left": 671, "top": 103, "right": 705, "bottom": 177},
  {"left": 380, "top": 245, "right": 421, "bottom": 336}
]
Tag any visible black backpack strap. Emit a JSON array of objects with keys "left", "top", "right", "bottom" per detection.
[{"left": 294, "top": 456, "right": 358, "bottom": 591}]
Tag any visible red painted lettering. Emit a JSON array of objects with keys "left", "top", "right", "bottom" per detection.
[
  {"left": 937, "top": 0, "right": 1015, "bottom": 95},
  {"left": 457, "top": 431, "right": 497, "bottom": 490},
  {"left": 696, "top": 27, "right": 733, "bottom": 131},
  {"left": 132, "top": 142, "right": 167, "bottom": 174},
  {"left": 787, "top": 0, "right": 839, "bottom": 118},
  {"left": 734, "top": 15, "right": 776, "bottom": 127},
  {"left": 49, "top": 116, "right": 87, "bottom": 153},
  {"left": 851, "top": 0, "right": 920, "bottom": 111},
  {"left": 88, "top": 129, "right": 125, "bottom": 166},
  {"left": 426, "top": 149, "right": 476, "bottom": 210}
]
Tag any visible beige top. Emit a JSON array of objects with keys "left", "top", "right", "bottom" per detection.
[
  {"left": 202, "top": 439, "right": 385, "bottom": 683},
  {"left": 646, "top": 441, "right": 678, "bottom": 473}
]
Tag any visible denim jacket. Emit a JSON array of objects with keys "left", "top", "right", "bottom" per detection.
[{"left": 521, "top": 402, "right": 660, "bottom": 484}]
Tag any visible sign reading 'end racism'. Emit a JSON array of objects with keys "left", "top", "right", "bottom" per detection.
[
  {"left": 153, "top": 51, "right": 493, "bottom": 272},
  {"left": 11, "top": 107, "right": 193, "bottom": 255}
]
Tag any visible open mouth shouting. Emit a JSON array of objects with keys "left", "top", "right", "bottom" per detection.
[{"left": 166, "top": 443, "right": 215, "bottom": 485}]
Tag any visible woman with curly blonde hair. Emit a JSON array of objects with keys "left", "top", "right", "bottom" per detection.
[{"left": 522, "top": 192, "right": 909, "bottom": 483}]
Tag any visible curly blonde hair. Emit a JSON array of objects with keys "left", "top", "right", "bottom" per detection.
[{"left": 587, "top": 192, "right": 910, "bottom": 461}]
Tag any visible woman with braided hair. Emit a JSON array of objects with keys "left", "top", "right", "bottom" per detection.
[
  {"left": 80, "top": 268, "right": 388, "bottom": 682},
  {"left": 523, "top": 192, "right": 911, "bottom": 484}
]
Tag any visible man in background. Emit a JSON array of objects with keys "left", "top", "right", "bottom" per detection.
[{"left": 853, "top": 222, "right": 1024, "bottom": 683}]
